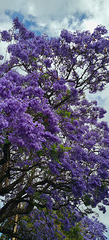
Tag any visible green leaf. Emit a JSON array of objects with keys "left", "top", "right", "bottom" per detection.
[
  {"left": 51, "top": 144, "right": 57, "bottom": 150},
  {"left": 59, "top": 144, "right": 64, "bottom": 150},
  {"left": 59, "top": 144, "right": 71, "bottom": 151},
  {"left": 37, "top": 149, "right": 43, "bottom": 157},
  {"left": 64, "top": 146, "right": 72, "bottom": 151},
  {"left": 5, "top": 139, "right": 11, "bottom": 144},
  {"left": 56, "top": 109, "right": 71, "bottom": 118},
  {"left": 33, "top": 57, "right": 38, "bottom": 61}
]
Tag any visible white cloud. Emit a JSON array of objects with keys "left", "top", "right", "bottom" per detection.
[
  {"left": 80, "top": 18, "right": 100, "bottom": 32},
  {"left": 0, "top": 0, "right": 109, "bottom": 35},
  {"left": 21, "top": 0, "right": 109, "bottom": 37},
  {"left": 0, "top": 0, "right": 24, "bottom": 12},
  {"left": 0, "top": 13, "right": 12, "bottom": 30},
  {"left": 80, "top": 0, "right": 109, "bottom": 32}
]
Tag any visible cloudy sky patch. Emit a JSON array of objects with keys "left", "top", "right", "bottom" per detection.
[{"left": 0, "top": 0, "right": 109, "bottom": 36}]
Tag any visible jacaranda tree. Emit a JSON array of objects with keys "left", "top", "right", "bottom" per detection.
[{"left": 0, "top": 18, "right": 109, "bottom": 239}]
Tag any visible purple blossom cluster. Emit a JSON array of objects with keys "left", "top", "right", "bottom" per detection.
[
  {"left": 15, "top": 209, "right": 107, "bottom": 240},
  {"left": 80, "top": 216, "right": 107, "bottom": 240},
  {"left": 0, "top": 18, "right": 109, "bottom": 239}
]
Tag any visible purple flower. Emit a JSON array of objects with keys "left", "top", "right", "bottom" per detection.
[{"left": 0, "top": 19, "right": 109, "bottom": 240}]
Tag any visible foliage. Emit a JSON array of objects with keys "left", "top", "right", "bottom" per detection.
[{"left": 0, "top": 18, "right": 109, "bottom": 239}]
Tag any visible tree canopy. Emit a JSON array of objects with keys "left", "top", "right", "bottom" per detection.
[{"left": 0, "top": 18, "right": 109, "bottom": 239}]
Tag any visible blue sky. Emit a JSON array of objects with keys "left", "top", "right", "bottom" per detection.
[{"left": 0, "top": 0, "right": 109, "bottom": 239}]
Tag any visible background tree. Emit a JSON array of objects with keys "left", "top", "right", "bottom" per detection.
[{"left": 0, "top": 18, "right": 109, "bottom": 239}]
